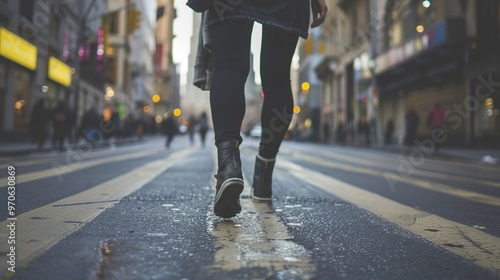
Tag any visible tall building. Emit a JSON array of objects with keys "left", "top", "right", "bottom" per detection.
[
  {"left": 154, "top": 0, "right": 178, "bottom": 116},
  {"left": 128, "top": 0, "right": 157, "bottom": 115},
  {"left": 183, "top": 12, "right": 210, "bottom": 120},
  {"left": 0, "top": 0, "right": 106, "bottom": 142}
]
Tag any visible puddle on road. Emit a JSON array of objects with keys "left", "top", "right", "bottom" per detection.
[{"left": 204, "top": 187, "right": 316, "bottom": 279}]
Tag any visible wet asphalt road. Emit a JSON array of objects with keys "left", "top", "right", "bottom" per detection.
[{"left": 0, "top": 135, "right": 499, "bottom": 280}]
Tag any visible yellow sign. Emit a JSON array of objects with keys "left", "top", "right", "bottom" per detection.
[
  {"left": 0, "top": 28, "right": 37, "bottom": 70},
  {"left": 48, "top": 56, "right": 72, "bottom": 87}
]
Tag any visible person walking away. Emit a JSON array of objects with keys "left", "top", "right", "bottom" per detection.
[
  {"left": 404, "top": 108, "right": 420, "bottom": 148},
  {"left": 198, "top": 112, "right": 209, "bottom": 148},
  {"left": 190, "top": 0, "right": 327, "bottom": 218},
  {"left": 384, "top": 119, "right": 395, "bottom": 145},
  {"left": 357, "top": 117, "right": 370, "bottom": 147},
  {"left": 51, "top": 101, "right": 71, "bottom": 151},
  {"left": 427, "top": 102, "right": 446, "bottom": 149},
  {"left": 79, "top": 108, "right": 100, "bottom": 144},
  {"left": 187, "top": 114, "right": 197, "bottom": 145},
  {"left": 29, "top": 99, "right": 50, "bottom": 150},
  {"left": 161, "top": 115, "right": 178, "bottom": 149}
]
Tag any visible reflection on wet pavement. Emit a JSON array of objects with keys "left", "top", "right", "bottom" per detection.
[{"left": 205, "top": 182, "right": 316, "bottom": 279}]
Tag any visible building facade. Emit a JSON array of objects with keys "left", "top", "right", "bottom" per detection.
[
  {"left": 0, "top": 0, "right": 106, "bottom": 142},
  {"left": 315, "top": 0, "right": 500, "bottom": 148}
]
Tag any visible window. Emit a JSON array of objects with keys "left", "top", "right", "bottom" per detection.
[
  {"left": 13, "top": 68, "right": 31, "bottom": 129},
  {"left": 389, "top": 5, "right": 403, "bottom": 47},
  {"left": 109, "top": 12, "right": 119, "bottom": 34},
  {"left": 49, "top": 16, "right": 60, "bottom": 41},
  {"left": 19, "top": 0, "right": 35, "bottom": 21}
]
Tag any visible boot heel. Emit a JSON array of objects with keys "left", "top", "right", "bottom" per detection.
[{"left": 252, "top": 155, "right": 275, "bottom": 201}]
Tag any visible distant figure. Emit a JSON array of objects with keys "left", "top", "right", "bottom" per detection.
[
  {"left": 51, "top": 101, "right": 72, "bottom": 151},
  {"left": 187, "top": 114, "right": 197, "bottom": 145},
  {"left": 335, "top": 121, "right": 344, "bottom": 145},
  {"left": 322, "top": 121, "right": 330, "bottom": 143},
  {"left": 198, "top": 112, "right": 209, "bottom": 147},
  {"left": 161, "top": 115, "right": 178, "bottom": 148},
  {"left": 384, "top": 119, "right": 395, "bottom": 145},
  {"left": 404, "top": 109, "right": 420, "bottom": 147},
  {"left": 79, "top": 108, "right": 100, "bottom": 143},
  {"left": 29, "top": 99, "right": 50, "bottom": 150},
  {"left": 427, "top": 102, "right": 445, "bottom": 130},
  {"left": 357, "top": 117, "right": 370, "bottom": 147}
]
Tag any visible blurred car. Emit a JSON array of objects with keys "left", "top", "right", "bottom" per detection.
[{"left": 249, "top": 125, "right": 262, "bottom": 138}]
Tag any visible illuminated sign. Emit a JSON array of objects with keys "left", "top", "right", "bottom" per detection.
[
  {"left": 48, "top": 56, "right": 72, "bottom": 87},
  {"left": 0, "top": 28, "right": 37, "bottom": 70}
]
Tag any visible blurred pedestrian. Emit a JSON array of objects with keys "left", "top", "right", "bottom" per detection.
[
  {"left": 427, "top": 102, "right": 446, "bottom": 149},
  {"left": 190, "top": 0, "right": 327, "bottom": 217},
  {"left": 404, "top": 108, "right": 420, "bottom": 147},
  {"left": 29, "top": 99, "right": 50, "bottom": 150},
  {"left": 357, "top": 117, "right": 370, "bottom": 147},
  {"left": 79, "top": 108, "right": 100, "bottom": 144},
  {"left": 51, "top": 100, "right": 72, "bottom": 151},
  {"left": 161, "top": 115, "right": 178, "bottom": 149},
  {"left": 198, "top": 112, "right": 209, "bottom": 148},
  {"left": 427, "top": 102, "right": 445, "bottom": 130},
  {"left": 187, "top": 114, "right": 197, "bottom": 146},
  {"left": 384, "top": 120, "right": 395, "bottom": 145}
]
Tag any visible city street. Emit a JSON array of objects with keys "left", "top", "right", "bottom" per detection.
[{"left": 0, "top": 136, "right": 499, "bottom": 280}]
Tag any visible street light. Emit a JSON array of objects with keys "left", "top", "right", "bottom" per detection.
[
  {"left": 152, "top": 94, "right": 160, "bottom": 103},
  {"left": 173, "top": 108, "right": 181, "bottom": 117}
]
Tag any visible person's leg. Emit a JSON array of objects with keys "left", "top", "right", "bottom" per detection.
[
  {"left": 208, "top": 20, "right": 253, "bottom": 217},
  {"left": 209, "top": 20, "right": 253, "bottom": 145},
  {"left": 258, "top": 26, "right": 299, "bottom": 159},
  {"left": 252, "top": 26, "right": 298, "bottom": 201}
]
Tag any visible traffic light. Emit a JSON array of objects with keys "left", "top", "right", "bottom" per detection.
[{"left": 127, "top": 9, "right": 141, "bottom": 34}]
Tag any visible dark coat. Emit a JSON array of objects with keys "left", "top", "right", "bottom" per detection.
[
  {"left": 194, "top": 0, "right": 310, "bottom": 91},
  {"left": 29, "top": 100, "right": 50, "bottom": 143},
  {"left": 51, "top": 102, "right": 72, "bottom": 137}
]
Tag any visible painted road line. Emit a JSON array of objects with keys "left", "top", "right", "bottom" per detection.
[
  {"left": 280, "top": 147, "right": 500, "bottom": 188},
  {"left": 278, "top": 160, "right": 500, "bottom": 275},
  {"left": 204, "top": 155, "right": 316, "bottom": 278},
  {"left": 0, "top": 148, "right": 164, "bottom": 188},
  {"left": 0, "top": 147, "right": 195, "bottom": 273},
  {"left": 285, "top": 150, "right": 500, "bottom": 207},
  {"left": 0, "top": 142, "right": 150, "bottom": 169},
  {"left": 304, "top": 149, "right": 500, "bottom": 189}
]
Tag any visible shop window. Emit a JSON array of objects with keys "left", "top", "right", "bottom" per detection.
[
  {"left": 19, "top": 0, "right": 35, "bottom": 22},
  {"left": 416, "top": 0, "right": 439, "bottom": 30},
  {"left": 13, "top": 68, "right": 31, "bottom": 129}
]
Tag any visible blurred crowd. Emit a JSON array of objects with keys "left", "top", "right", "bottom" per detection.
[{"left": 28, "top": 98, "right": 209, "bottom": 151}]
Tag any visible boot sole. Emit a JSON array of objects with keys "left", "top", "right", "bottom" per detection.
[
  {"left": 251, "top": 194, "right": 272, "bottom": 202},
  {"left": 214, "top": 178, "right": 244, "bottom": 218}
]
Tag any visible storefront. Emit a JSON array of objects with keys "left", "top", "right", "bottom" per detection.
[
  {"left": 374, "top": 19, "right": 467, "bottom": 145},
  {"left": 0, "top": 27, "right": 37, "bottom": 134}
]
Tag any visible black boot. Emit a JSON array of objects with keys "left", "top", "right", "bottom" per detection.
[
  {"left": 214, "top": 140, "right": 244, "bottom": 218},
  {"left": 252, "top": 155, "right": 275, "bottom": 201}
]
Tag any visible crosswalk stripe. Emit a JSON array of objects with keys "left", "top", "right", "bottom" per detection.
[
  {"left": 0, "top": 147, "right": 195, "bottom": 273},
  {"left": 277, "top": 159, "right": 500, "bottom": 274},
  {"left": 205, "top": 152, "right": 316, "bottom": 277},
  {"left": 0, "top": 148, "right": 164, "bottom": 188},
  {"left": 283, "top": 149, "right": 500, "bottom": 207},
  {"left": 311, "top": 149, "right": 500, "bottom": 189}
]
